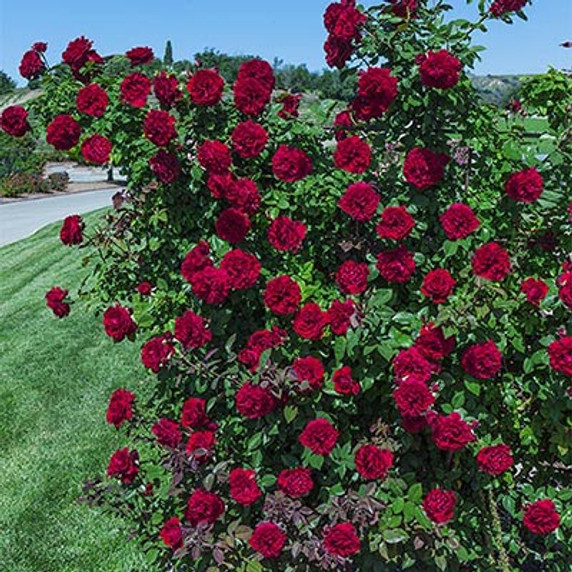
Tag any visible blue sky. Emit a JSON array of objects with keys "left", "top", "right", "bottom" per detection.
[{"left": 1, "top": 0, "right": 570, "bottom": 84}]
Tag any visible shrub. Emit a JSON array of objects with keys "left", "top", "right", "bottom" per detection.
[{"left": 5, "top": 2, "right": 571, "bottom": 571}]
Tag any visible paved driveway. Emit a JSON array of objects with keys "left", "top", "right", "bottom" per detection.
[{"left": 0, "top": 189, "right": 116, "bottom": 247}]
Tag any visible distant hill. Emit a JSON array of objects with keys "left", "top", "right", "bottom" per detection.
[{"left": 469, "top": 74, "right": 533, "bottom": 106}]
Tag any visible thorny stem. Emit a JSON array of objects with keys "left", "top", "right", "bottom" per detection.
[{"left": 487, "top": 488, "right": 511, "bottom": 572}]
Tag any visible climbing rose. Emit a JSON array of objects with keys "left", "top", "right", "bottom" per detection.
[
  {"left": 229, "top": 468, "right": 262, "bottom": 506},
  {"left": 390, "top": 0, "right": 418, "bottom": 18},
  {"left": 293, "top": 356, "right": 325, "bottom": 392},
  {"left": 353, "top": 67, "right": 398, "bottom": 119},
  {"left": 336, "top": 260, "right": 370, "bottom": 294},
  {"left": 267, "top": 216, "right": 307, "bottom": 252},
  {"left": 1, "top": 106, "right": 31, "bottom": 137},
  {"left": 152, "top": 418, "right": 182, "bottom": 448},
  {"left": 355, "top": 444, "right": 393, "bottom": 480},
  {"left": 278, "top": 93, "right": 302, "bottom": 119},
  {"left": 153, "top": 72, "right": 183, "bottom": 109},
  {"left": 334, "top": 136, "right": 371, "bottom": 173},
  {"left": 62, "top": 36, "right": 101, "bottom": 79},
  {"left": 46, "top": 115, "right": 81, "bottom": 151},
  {"left": 238, "top": 327, "right": 287, "bottom": 371},
  {"left": 490, "top": 0, "right": 528, "bottom": 17},
  {"left": 415, "top": 322, "right": 456, "bottom": 363},
  {"left": 106, "top": 389, "right": 135, "bottom": 428},
  {"left": 187, "top": 68, "right": 224, "bottom": 106},
  {"left": 185, "top": 489, "right": 224, "bottom": 527},
  {"left": 328, "top": 299, "right": 356, "bottom": 336},
  {"left": 547, "top": 336, "right": 572, "bottom": 376},
  {"left": 376, "top": 246, "right": 416, "bottom": 283},
  {"left": 160, "top": 517, "right": 183, "bottom": 550},
  {"left": 264, "top": 276, "right": 302, "bottom": 315},
  {"left": 440, "top": 203, "right": 480, "bottom": 240},
  {"left": 423, "top": 489, "right": 457, "bottom": 523},
  {"left": 419, "top": 49, "right": 462, "bottom": 89},
  {"left": 181, "top": 397, "right": 210, "bottom": 429},
  {"left": 45, "top": 287, "right": 70, "bottom": 318},
  {"left": 505, "top": 167, "right": 544, "bottom": 203},
  {"left": 225, "top": 178, "right": 261, "bottom": 214},
  {"left": 120, "top": 73, "right": 152, "bottom": 108},
  {"left": 299, "top": 418, "right": 339, "bottom": 456},
  {"left": 558, "top": 271, "right": 572, "bottom": 310},
  {"left": 428, "top": 412, "right": 476, "bottom": 452},
  {"left": 231, "top": 120, "right": 268, "bottom": 158},
  {"left": 522, "top": 499, "right": 561, "bottom": 535},
  {"left": 472, "top": 242, "right": 511, "bottom": 281},
  {"left": 521, "top": 278, "right": 548, "bottom": 306},
  {"left": 293, "top": 302, "right": 329, "bottom": 340},
  {"left": 181, "top": 242, "right": 213, "bottom": 282},
  {"left": 323, "top": 522, "right": 361, "bottom": 557},
  {"left": 60, "top": 215, "right": 83, "bottom": 245},
  {"left": 272, "top": 145, "right": 313, "bottom": 182},
  {"left": 393, "top": 346, "right": 435, "bottom": 384},
  {"left": 197, "top": 140, "right": 232, "bottom": 174},
  {"left": 107, "top": 447, "right": 139, "bottom": 483},
  {"left": 476, "top": 444, "right": 514, "bottom": 476},
  {"left": 238, "top": 58, "right": 275, "bottom": 91},
  {"left": 393, "top": 378, "right": 435, "bottom": 417},
  {"left": 189, "top": 266, "right": 231, "bottom": 305},
  {"left": 236, "top": 384, "right": 277, "bottom": 419},
  {"left": 249, "top": 522, "right": 286, "bottom": 559},
  {"left": 76, "top": 84, "right": 108, "bottom": 117},
  {"left": 144, "top": 110, "right": 177, "bottom": 146},
  {"left": 125, "top": 46, "right": 154, "bottom": 66},
  {"left": 215, "top": 208, "right": 251, "bottom": 244},
  {"left": 338, "top": 182, "right": 380, "bottom": 222},
  {"left": 220, "top": 249, "right": 261, "bottom": 290},
  {"left": 141, "top": 335, "right": 175, "bottom": 372},
  {"left": 277, "top": 467, "right": 314, "bottom": 498},
  {"left": 461, "top": 340, "right": 502, "bottom": 379},
  {"left": 186, "top": 430, "right": 216, "bottom": 463},
  {"left": 376, "top": 206, "right": 415, "bottom": 240},
  {"left": 174, "top": 310, "right": 212, "bottom": 349},
  {"left": 136, "top": 282, "right": 152, "bottom": 295},
  {"left": 403, "top": 146, "right": 448, "bottom": 189},
  {"left": 103, "top": 305, "right": 137, "bottom": 341},
  {"left": 233, "top": 77, "right": 272, "bottom": 115},
  {"left": 81, "top": 134, "right": 112, "bottom": 165},
  {"left": 421, "top": 269, "right": 456, "bottom": 304},
  {"left": 19, "top": 49, "right": 45, "bottom": 79},
  {"left": 332, "top": 365, "right": 360, "bottom": 396},
  {"left": 149, "top": 150, "right": 180, "bottom": 183}
]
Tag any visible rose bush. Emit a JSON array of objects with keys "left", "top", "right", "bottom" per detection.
[{"left": 5, "top": 1, "right": 572, "bottom": 571}]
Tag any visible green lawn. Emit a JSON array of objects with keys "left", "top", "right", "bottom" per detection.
[{"left": 0, "top": 213, "right": 149, "bottom": 572}]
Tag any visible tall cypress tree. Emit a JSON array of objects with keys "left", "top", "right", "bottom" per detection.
[{"left": 163, "top": 40, "right": 173, "bottom": 68}]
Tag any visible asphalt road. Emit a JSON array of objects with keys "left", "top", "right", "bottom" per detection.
[{"left": 0, "top": 189, "right": 116, "bottom": 247}]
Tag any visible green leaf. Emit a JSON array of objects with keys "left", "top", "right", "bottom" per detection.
[
  {"left": 383, "top": 528, "right": 409, "bottom": 544},
  {"left": 408, "top": 483, "right": 423, "bottom": 502}
]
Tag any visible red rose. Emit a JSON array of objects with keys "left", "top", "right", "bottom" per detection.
[
  {"left": 236, "top": 383, "right": 277, "bottom": 419},
  {"left": 1, "top": 106, "right": 31, "bottom": 137},
  {"left": 421, "top": 269, "right": 456, "bottom": 304},
  {"left": 144, "top": 110, "right": 177, "bottom": 147},
  {"left": 521, "top": 277, "right": 548, "bottom": 306},
  {"left": 62, "top": 36, "right": 102, "bottom": 80},
  {"left": 160, "top": 517, "right": 183, "bottom": 550},
  {"left": 476, "top": 444, "right": 513, "bottom": 476},
  {"left": 353, "top": 67, "right": 398, "bottom": 120},
  {"left": 234, "top": 78, "right": 272, "bottom": 116},
  {"left": 440, "top": 203, "right": 480, "bottom": 240},
  {"left": 120, "top": 73, "right": 152, "bottom": 108},
  {"left": 103, "top": 305, "right": 137, "bottom": 341},
  {"left": 423, "top": 489, "right": 457, "bottom": 523},
  {"left": 461, "top": 340, "right": 502, "bottom": 379},
  {"left": 185, "top": 489, "right": 224, "bottom": 527},
  {"left": 264, "top": 275, "right": 302, "bottom": 315},
  {"left": 187, "top": 68, "right": 224, "bottom": 106},
  {"left": 181, "top": 397, "right": 209, "bottom": 429},
  {"left": 428, "top": 412, "right": 476, "bottom": 452},
  {"left": 336, "top": 260, "right": 369, "bottom": 295},
  {"left": 31, "top": 42, "right": 47, "bottom": 53},
  {"left": 402, "top": 414, "right": 428, "bottom": 433},
  {"left": 267, "top": 216, "right": 307, "bottom": 252},
  {"left": 334, "top": 136, "right": 371, "bottom": 174},
  {"left": 224, "top": 178, "right": 261, "bottom": 214},
  {"left": 221, "top": 249, "right": 261, "bottom": 290},
  {"left": 19, "top": 49, "right": 45, "bottom": 79},
  {"left": 76, "top": 84, "right": 108, "bottom": 117},
  {"left": 272, "top": 144, "right": 313, "bottom": 182},
  {"left": 355, "top": 444, "right": 393, "bottom": 480},
  {"left": 558, "top": 271, "right": 572, "bottom": 310},
  {"left": 299, "top": 418, "right": 339, "bottom": 456},
  {"left": 522, "top": 499, "right": 560, "bottom": 535},
  {"left": 229, "top": 468, "right": 262, "bottom": 506},
  {"left": 106, "top": 389, "right": 135, "bottom": 428},
  {"left": 152, "top": 418, "right": 182, "bottom": 448},
  {"left": 197, "top": 140, "right": 232, "bottom": 174},
  {"left": 415, "top": 322, "right": 456, "bottom": 362},
  {"left": 141, "top": 334, "right": 174, "bottom": 372},
  {"left": 249, "top": 522, "right": 286, "bottom": 559},
  {"left": 376, "top": 205, "right": 415, "bottom": 240},
  {"left": 181, "top": 241, "right": 213, "bottom": 282},
  {"left": 277, "top": 467, "right": 314, "bottom": 498},
  {"left": 471, "top": 242, "right": 511, "bottom": 281},
  {"left": 390, "top": 0, "right": 418, "bottom": 18},
  {"left": 403, "top": 146, "right": 448, "bottom": 189},
  {"left": 490, "top": 0, "right": 528, "bottom": 17},
  {"left": 45, "top": 286, "right": 70, "bottom": 318},
  {"left": 338, "top": 182, "right": 380, "bottom": 222},
  {"left": 107, "top": 447, "right": 139, "bottom": 483},
  {"left": 419, "top": 49, "right": 462, "bottom": 89},
  {"left": 231, "top": 120, "right": 268, "bottom": 158},
  {"left": 323, "top": 522, "right": 361, "bottom": 557},
  {"left": 328, "top": 298, "right": 356, "bottom": 336},
  {"left": 189, "top": 266, "right": 231, "bottom": 305},
  {"left": 47, "top": 114, "right": 81, "bottom": 151},
  {"left": 293, "top": 302, "right": 329, "bottom": 340},
  {"left": 154, "top": 72, "right": 183, "bottom": 109},
  {"left": 548, "top": 336, "right": 572, "bottom": 376},
  {"left": 125, "top": 46, "right": 154, "bottom": 66},
  {"left": 505, "top": 167, "right": 544, "bottom": 203},
  {"left": 324, "top": 1, "right": 366, "bottom": 41},
  {"left": 81, "top": 134, "right": 112, "bottom": 165},
  {"left": 238, "top": 58, "right": 275, "bottom": 89},
  {"left": 278, "top": 93, "right": 302, "bottom": 119},
  {"left": 207, "top": 172, "right": 234, "bottom": 199},
  {"left": 215, "top": 208, "right": 251, "bottom": 244},
  {"left": 393, "top": 346, "right": 435, "bottom": 384},
  {"left": 393, "top": 378, "right": 435, "bottom": 417},
  {"left": 333, "top": 365, "right": 360, "bottom": 396},
  {"left": 334, "top": 109, "right": 353, "bottom": 141},
  {"left": 293, "top": 356, "right": 325, "bottom": 392},
  {"left": 186, "top": 430, "right": 216, "bottom": 463},
  {"left": 149, "top": 150, "right": 180, "bottom": 183},
  {"left": 376, "top": 246, "right": 416, "bottom": 283},
  {"left": 324, "top": 35, "right": 354, "bottom": 69},
  {"left": 239, "top": 328, "right": 287, "bottom": 371}
]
